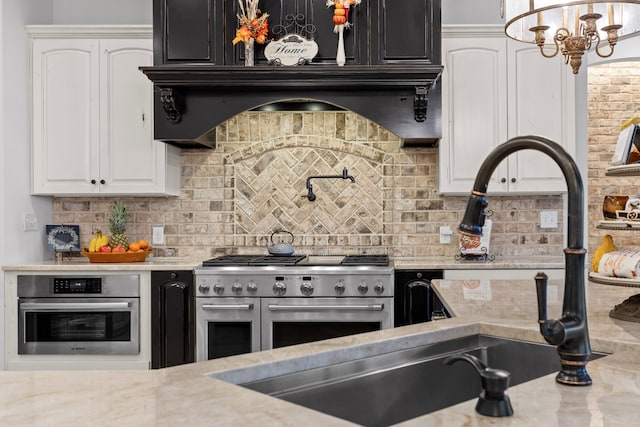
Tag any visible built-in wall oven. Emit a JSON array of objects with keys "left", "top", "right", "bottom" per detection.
[
  {"left": 194, "top": 255, "right": 393, "bottom": 361},
  {"left": 17, "top": 275, "right": 140, "bottom": 355}
]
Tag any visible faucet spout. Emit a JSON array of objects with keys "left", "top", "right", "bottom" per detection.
[
  {"left": 305, "top": 167, "right": 355, "bottom": 201},
  {"left": 458, "top": 135, "right": 592, "bottom": 386}
]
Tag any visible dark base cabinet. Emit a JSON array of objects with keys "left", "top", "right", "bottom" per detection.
[
  {"left": 151, "top": 271, "right": 195, "bottom": 369},
  {"left": 394, "top": 269, "right": 449, "bottom": 327}
]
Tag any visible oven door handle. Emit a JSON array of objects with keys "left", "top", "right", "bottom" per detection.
[
  {"left": 19, "top": 302, "right": 131, "bottom": 310},
  {"left": 201, "top": 303, "right": 254, "bottom": 310},
  {"left": 267, "top": 304, "right": 384, "bottom": 312}
]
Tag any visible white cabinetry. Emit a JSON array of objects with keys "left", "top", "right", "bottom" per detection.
[
  {"left": 28, "top": 26, "right": 180, "bottom": 196},
  {"left": 438, "top": 26, "right": 575, "bottom": 195}
]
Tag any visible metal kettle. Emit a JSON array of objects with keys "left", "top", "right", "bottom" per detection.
[{"left": 266, "top": 230, "right": 295, "bottom": 256}]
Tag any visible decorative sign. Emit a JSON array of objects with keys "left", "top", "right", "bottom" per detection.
[
  {"left": 264, "top": 34, "right": 318, "bottom": 66},
  {"left": 46, "top": 224, "right": 80, "bottom": 252}
]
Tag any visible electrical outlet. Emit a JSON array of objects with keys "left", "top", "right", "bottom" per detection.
[
  {"left": 540, "top": 211, "right": 558, "bottom": 229},
  {"left": 152, "top": 226, "right": 165, "bottom": 245},
  {"left": 23, "top": 213, "right": 39, "bottom": 231}
]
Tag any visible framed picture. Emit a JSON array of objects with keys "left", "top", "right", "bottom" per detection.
[
  {"left": 46, "top": 224, "right": 80, "bottom": 252},
  {"left": 611, "top": 125, "right": 640, "bottom": 165}
]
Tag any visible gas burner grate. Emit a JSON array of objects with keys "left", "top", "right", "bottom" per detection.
[
  {"left": 202, "top": 255, "right": 257, "bottom": 266},
  {"left": 248, "top": 255, "right": 306, "bottom": 266},
  {"left": 202, "top": 255, "right": 308, "bottom": 267},
  {"left": 341, "top": 255, "right": 389, "bottom": 266}
]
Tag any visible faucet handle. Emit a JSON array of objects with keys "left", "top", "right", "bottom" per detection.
[
  {"left": 535, "top": 272, "right": 548, "bottom": 324},
  {"left": 535, "top": 272, "right": 565, "bottom": 346}
]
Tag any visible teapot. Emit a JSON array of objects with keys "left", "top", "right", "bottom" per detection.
[{"left": 266, "top": 230, "right": 295, "bottom": 256}]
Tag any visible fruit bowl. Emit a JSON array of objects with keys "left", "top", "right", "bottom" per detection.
[{"left": 81, "top": 248, "right": 152, "bottom": 263}]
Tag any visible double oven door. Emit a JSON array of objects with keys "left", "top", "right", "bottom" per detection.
[
  {"left": 196, "top": 297, "right": 261, "bottom": 360},
  {"left": 196, "top": 297, "right": 393, "bottom": 361}
]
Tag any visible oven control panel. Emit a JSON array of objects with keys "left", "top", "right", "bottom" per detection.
[
  {"left": 194, "top": 270, "right": 394, "bottom": 298},
  {"left": 17, "top": 275, "right": 140, "bottom": 298},
  {"left": 54, "top": 278, "right": 102, "bottom": 294}
]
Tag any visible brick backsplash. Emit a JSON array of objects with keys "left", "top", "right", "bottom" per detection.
[
  {"left": 53, "top": 110, "right": 564, "bottom": 260},
  {"left": 588, "top": 62, "right": 640, "bottom": 257}
]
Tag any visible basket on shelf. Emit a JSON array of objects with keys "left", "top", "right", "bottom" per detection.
[{"left": 81, "top": 248, "right": 152, "bottom": 263}]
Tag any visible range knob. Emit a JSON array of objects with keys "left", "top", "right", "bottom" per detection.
[
  {"left": 374, "top": 281, "right": 385, "bottom": 295},
  {"left": 247, "top": 281, "right": 258, "bottom": 295},
  {"left": 232, "top": 282, "right": 243, "bottom": 295},
  {"left": 213, "top": 282, "right": 225, "bottom": 295},
  {"left": 198, "top": 282, "right": 210, "bottom": 294},
  {"left": 357, "top": 280, "right": 369, "bottom": 295},
  {"left": 334, "top": 280, "right": 345, "bottom": 295},
  {"left": 300, "top": 281, "right": 314, "bottom": 296},
  {"left": 273, "top": 281, "right": 287, "bottom": 296}
]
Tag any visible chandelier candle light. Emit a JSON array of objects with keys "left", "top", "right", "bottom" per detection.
[
  {"left": 327, "top": 0, "right": 361, "bottom": 66},
  {"left": 233, "top": 0, "right": 269, "bottom": 66},
  {"left": 503, "top": 0, "right": 640, "bottom": 74}
]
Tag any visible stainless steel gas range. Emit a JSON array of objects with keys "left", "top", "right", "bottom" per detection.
[{"left": 194, "top": 255, "right": 394, "bottom": 361}]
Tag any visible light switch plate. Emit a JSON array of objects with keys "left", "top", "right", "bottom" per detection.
[
  {"left": 439, "top": 226, "right": 452, "bottom": 244},
  {"left": 152, "top": 226, "right": 164, "bottom": 245},
  {"left": 23, "top": 213, "right": 38, "bottom": 231},
  {"left": 540, "top": 211, "right": 558, "bottom": 228}
]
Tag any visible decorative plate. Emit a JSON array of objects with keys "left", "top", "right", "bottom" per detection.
[{"left": 46, "top": 224, "right": 80, "bottom": 252}]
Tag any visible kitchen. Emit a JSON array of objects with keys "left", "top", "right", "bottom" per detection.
[{"left": 3, "top": 0, "right": 640, "bottom": 425}]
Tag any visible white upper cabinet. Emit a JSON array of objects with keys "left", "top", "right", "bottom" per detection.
[
  {"left": 438, "top": 26, "right": 575, "bottom": 195},
  {"left": 29, "top": 26, "right": 180, "bottom": 196}
]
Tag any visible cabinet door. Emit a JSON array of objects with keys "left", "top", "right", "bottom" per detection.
[
  {"left": 438, "top": 35, "right": 508, "bottom": 194},
  {"left": 99, "top": 39, "right": 178, "bottom": 195},
  {"left": 31, "top": 39, "right": 100, "bottom": 195},
  {"left": 506, "top": 41, "right": 574, "bottom": 193},
  {"left": 371, "top": 0, "right": 440, "bottom": 65}
]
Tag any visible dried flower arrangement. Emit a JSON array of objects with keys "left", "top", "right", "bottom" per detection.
[{"left": 232, "top": 0, "right": 270, "bottom": 45}]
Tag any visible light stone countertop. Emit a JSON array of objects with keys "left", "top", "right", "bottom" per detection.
[
  {"left": 1, "top": 255, "right": 565, "bottom": 272},
  {"left": 2, "top": 275, "right": 640, "bottom": 426}
]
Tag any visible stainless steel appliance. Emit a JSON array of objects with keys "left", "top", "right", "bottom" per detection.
[
  {"left": 17, "top": 275, "right": 140, "bottom": 355},
  {"left": 194, "top": 255, "right": 393, "bottom": 361}
]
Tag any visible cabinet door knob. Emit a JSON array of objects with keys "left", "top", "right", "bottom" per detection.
[
  {"left": 91, "top": 179, "right": 96, "bottom": 184},
  {"left": 501, "top": 178, "right": 506, "bottom": 183},
  {"left": 511, "top": 178, "right": 516, "bottom": 183}
]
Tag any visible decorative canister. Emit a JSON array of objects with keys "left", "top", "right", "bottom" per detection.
[{"left": 602, "top": 196, "right": 629, "bottom": 220}]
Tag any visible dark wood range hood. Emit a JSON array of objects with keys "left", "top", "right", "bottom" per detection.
[{"left": 141, "top": 0, "right": 443, "bottom": 148}]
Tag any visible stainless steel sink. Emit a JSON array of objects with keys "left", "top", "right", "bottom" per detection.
[{"left": 238, "top": 334, "right": 606, "bottom": 426}]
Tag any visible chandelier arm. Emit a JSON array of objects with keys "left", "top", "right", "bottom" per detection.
[
  {"left": 539, "top": 42, "right": 560, "bottom": 58},
  {"left": 536, "top": 30, "right": 561, "bottom": 58},
  {"left": 594, "top": 39, "right": 616, "bottom": 58}
]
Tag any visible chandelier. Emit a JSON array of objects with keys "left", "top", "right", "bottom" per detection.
[{"left": 502, "top": 1, "right": 640, "bottom": 74}]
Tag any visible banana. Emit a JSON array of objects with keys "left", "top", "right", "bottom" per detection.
[
  {"left": 88, "top": 234, "right": 98, "bottom": 252},
  {"left": 89, "top": 230, "right": 109, "bottom": 252}
]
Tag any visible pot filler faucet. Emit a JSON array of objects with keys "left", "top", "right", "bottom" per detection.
[
  {"left": 458, "top": 135, "right": 592, "bottom": 386},
  {"left": 306, "top": 167, "right": 355, "bottom": 201}
]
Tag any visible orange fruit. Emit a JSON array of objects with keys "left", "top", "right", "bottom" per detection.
[
  {"left": 138, "top": 239, "right": 149, "bottom": 249},
  {"left": 129, "top": 242, "right": 141, "bottom": 252}
]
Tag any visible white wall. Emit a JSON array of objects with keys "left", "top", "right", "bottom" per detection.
[
  {"left": 442, "top": 0, "right": 503, "bottom": 25},
  {"left": 52, "top": 0, "right": 151, "bottom": 24}
]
